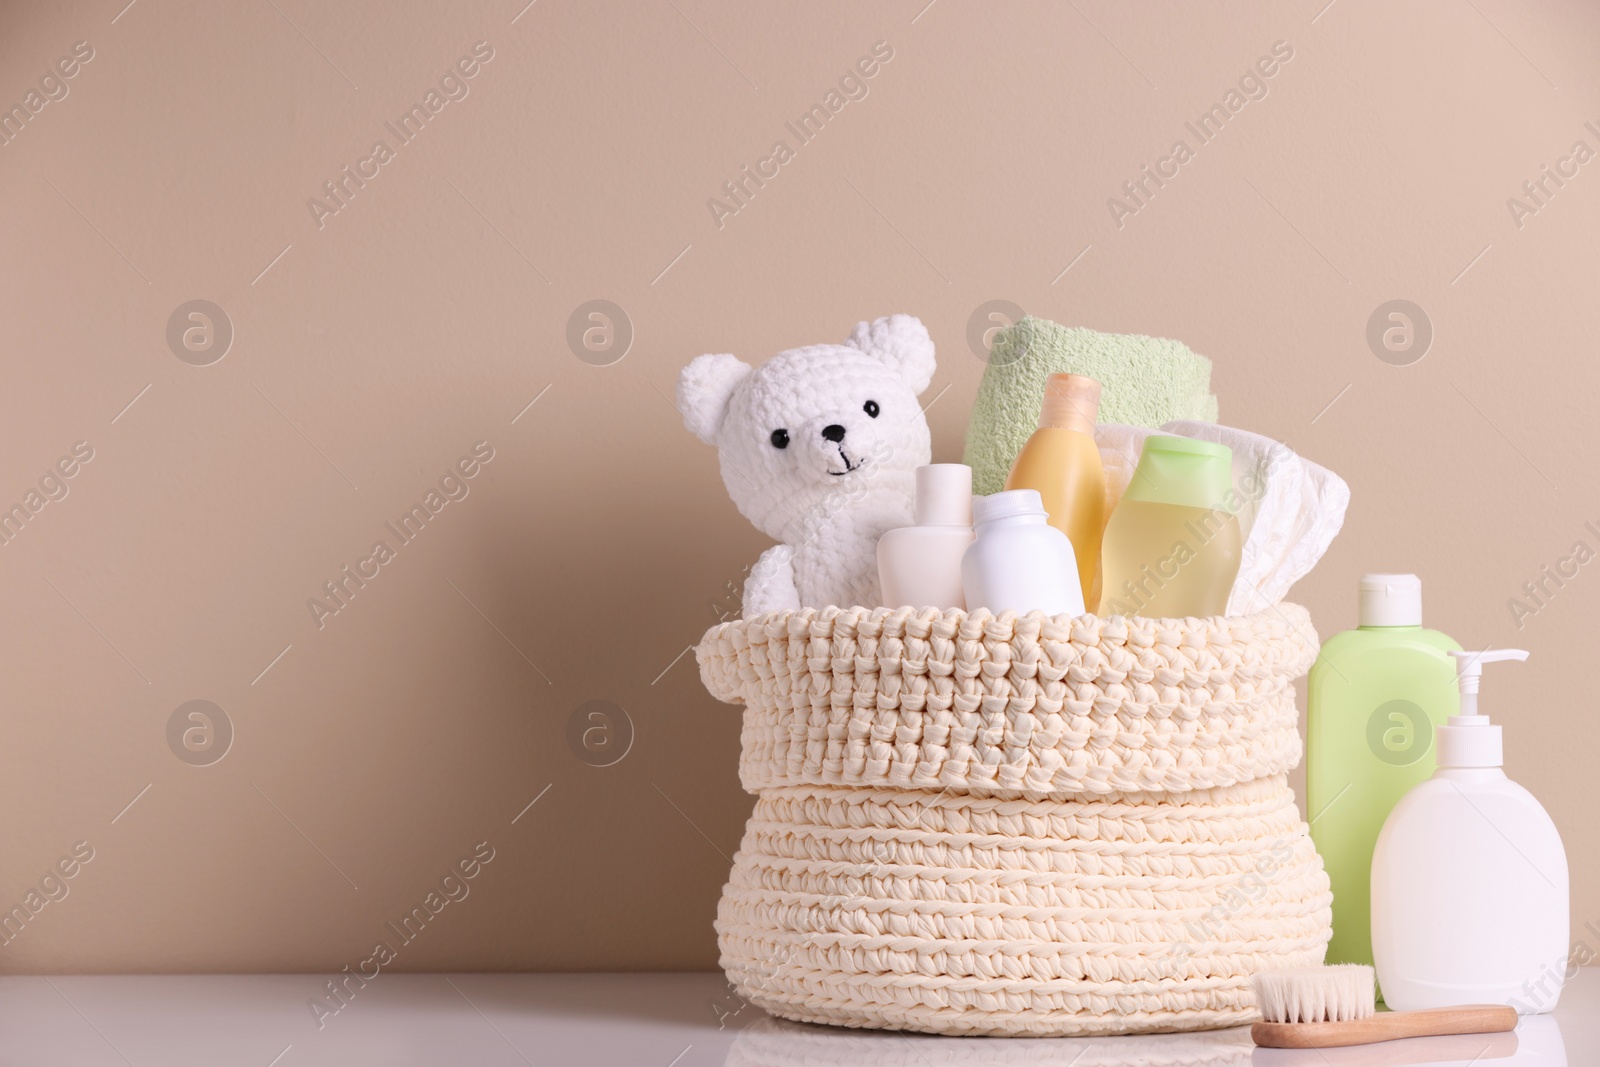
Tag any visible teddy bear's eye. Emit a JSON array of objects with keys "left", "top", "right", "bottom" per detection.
[
  {"left": 864, "top": 400, "right": 880, "bottom": 418},
  {"left": 769, "top": 429, "right": 790, "bottom": 449}
]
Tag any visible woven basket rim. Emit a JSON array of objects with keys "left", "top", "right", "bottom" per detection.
[
  {"left": 696, "top": 603, "right": 1317, "bottom": 708},
  {"left": 695, "top": 603, "right": 1318, "bottom": 797}
]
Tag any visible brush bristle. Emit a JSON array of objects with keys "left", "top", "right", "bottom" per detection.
[{"left": 1250, "top": 965, "right": 1375, "bottom": 1024}]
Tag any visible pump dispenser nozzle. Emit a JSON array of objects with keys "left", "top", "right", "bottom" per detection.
[{"left": 1439, "top": 648, "right": 1529, "bottom": 768}]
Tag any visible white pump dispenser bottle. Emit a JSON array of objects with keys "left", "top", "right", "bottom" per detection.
[{"left": 1371, "top": 649, "right": 1570, "bottom": 1013}]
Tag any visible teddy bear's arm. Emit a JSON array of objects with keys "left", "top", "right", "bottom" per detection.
[{"left": 742, "top": 544, "right": 801, "bottom": 618}]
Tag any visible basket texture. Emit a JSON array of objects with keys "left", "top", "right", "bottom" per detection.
[{"left": 696, "top": 605, "right": 1333, "bottom": 1037}]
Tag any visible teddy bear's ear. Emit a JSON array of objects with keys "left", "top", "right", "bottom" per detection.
[
  {"left": 845, "top": 314, "right": 936, "bottom": 394},
  {"left": 677, "top": 353, "right": 752, "bottom": 444}
]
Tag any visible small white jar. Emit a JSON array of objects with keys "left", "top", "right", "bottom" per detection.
[{"left": 961, "top": 489, "right": 1086, "bottom": 617}]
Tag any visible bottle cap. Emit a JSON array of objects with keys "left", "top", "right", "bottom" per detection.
[
  {"left": 1438, "top": 648, "right": 1529, "bottom": 768},
  {"left": 1121, "top": 435, "right": 1234, "bottom": 511},
  {"left": 1039, "top": 373, "right": 1101, "bottom": 433},
  {"left": 972, "top": 488, "right": 1046, "bottom": 527},
  {"left": 914, "top": 464, "right": 973, "bottom": 526},
  {"left": 1358, "top": 573, "right": 1422, "bottom": 627}
]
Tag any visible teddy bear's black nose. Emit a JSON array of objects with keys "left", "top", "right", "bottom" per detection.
[{"left": 821, "top": 424, "right": 846, "bottom": 443}]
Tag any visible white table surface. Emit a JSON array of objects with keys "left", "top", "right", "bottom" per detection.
[{"left": 3, "top": 968, "right": 1594, "bottom": 1066}]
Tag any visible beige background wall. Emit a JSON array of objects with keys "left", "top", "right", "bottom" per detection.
[{"left": 1, "top": 0, "right": 1596, "bottom": 974}]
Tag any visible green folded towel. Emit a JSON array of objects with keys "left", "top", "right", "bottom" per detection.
[{"left": 963, "top": 316, "right": 1220, "bottom": 494}]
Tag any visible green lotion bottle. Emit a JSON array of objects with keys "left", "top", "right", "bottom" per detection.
[{"left": 1306, "top": 573, "right": 1460, "bottom": 975}]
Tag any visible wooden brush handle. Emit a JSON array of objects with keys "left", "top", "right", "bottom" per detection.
[{"left": 1252, "top": 1005, "right": 1519, "bottom": 1049}]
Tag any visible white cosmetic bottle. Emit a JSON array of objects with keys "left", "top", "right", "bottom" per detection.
[
  {"left": 877, "top": 464, "right": 975, "bottom": 610},
  {"left": 1371, "top": 649, "right": 1570, "bottom": 1013},
  {"left": 961, "top": 489, "right": 1086, "bottom": 617}
]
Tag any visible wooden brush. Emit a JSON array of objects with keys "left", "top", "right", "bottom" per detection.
[{"left": 1250, "top": 965, "right": 1519, "bottom": 1049}]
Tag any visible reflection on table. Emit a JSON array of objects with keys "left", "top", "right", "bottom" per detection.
[{"left": 723, "top": 1013, "right": 1566, "bottom": 1067}]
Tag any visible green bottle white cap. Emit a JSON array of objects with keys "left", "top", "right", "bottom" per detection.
[{"left": 1358, "top": 573, "right": 1422, "bottom": 627}]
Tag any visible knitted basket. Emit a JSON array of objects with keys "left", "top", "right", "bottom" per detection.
[{"left": 695, "top": 605, "right": 1333, "bottom": 1037}]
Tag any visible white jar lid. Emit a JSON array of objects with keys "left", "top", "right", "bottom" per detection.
[{"left": 972, "top": 489, "right": 1045, "bottom": 526}]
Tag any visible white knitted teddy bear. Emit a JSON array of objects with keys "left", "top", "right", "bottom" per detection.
[{"left": 678, "top": 314, "right": 936, "bottom": 617}]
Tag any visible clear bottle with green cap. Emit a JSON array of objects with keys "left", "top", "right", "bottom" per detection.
[{"left": 1099, "top": 435, "right": 1241, "bottom": 618}]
